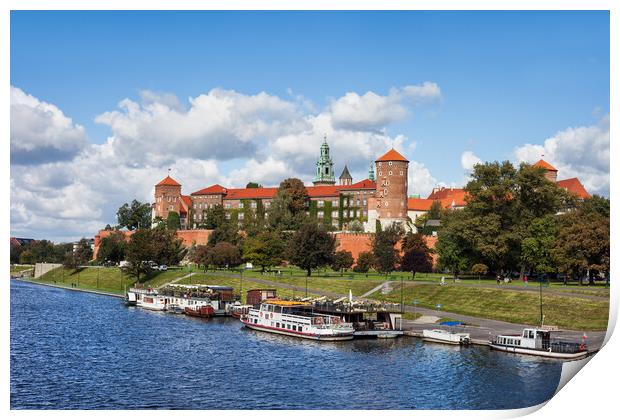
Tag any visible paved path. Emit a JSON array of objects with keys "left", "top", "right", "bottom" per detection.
[
  {"left": 211, "top": 272, "right": 609, "bottom": 350},
  {"left": 159, "top": 272, "right": 196, "bottom": 287},
  {"left": 360, "top": 281, "right": 392, "bottom": 298}
]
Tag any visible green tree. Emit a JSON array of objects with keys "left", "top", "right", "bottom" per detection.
[
  {"left": 203, "top": 205, "right": 226, "bottom": 229},
  {"left": 400, "top": 232, "right": 433, "bottom": 279},
  {"left": 117, "top": 199, "right": 152, "bottom": 230},
  {"left": 166, "top": 211, "right": 181, "bottom": 231},
  {"left": 192, "top": 245, "right": 211, "bottom": 271},
  {"left": 207, "top": 221, "right": 243, "bottom": 247},
  {"left": 348, "top": 220, "right": 364, "bottom": 233},
  {"left": 243, "top": 231, "right": 285, "bottom": 271},
  {"left": 124, "top": 228, "right": 185, "bottom": 280},
  {"left": 267, "top": 191, "right": 308, "bottom": 232},
  {"left": 246, "top": 182, "right": 262, "bottom": 188},
  {"left": 372, "top": 223, "right": 404, "bottom": 275},
  {"left": 520, "top": 215, "right": 557, "bottom": 275},
  {"left": 331, "top": 250, "right": 354, "bottom": 274},
  {"left": 96, "top": 231, "right": 126, "bottom": 264},
  {"left": 354, "top": 251, "right": 375, "bottom": 273},
  {"left": 64, "top": 238, "right": 93, "bottom": 269},
  {"left": 288, "top": 222, "right": 336, "bottom": 276}
]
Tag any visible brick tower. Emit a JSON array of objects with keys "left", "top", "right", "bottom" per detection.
[
  {"left": 366, "top": 148, "right": 409, "bottom": 231},
  {"left": 154, "top": 174, "right": 182, "bottom": 223}
]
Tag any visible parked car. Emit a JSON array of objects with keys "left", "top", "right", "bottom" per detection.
[{"left": 158, "top": 265, "right": 168, "bottom": 271}]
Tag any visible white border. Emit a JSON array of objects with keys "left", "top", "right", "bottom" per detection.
[{"left": 2, "top": 2, "right": 616, "bottom": 420}]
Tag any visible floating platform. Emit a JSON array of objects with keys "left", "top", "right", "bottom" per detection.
[{"left": 353, "top": 330, "right": 404, "bottom": 338}]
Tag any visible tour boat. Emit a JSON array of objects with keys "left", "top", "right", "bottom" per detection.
[
  {"left": 490, "top": 328, "right": 588, "bottom": 359},
  {"left": 422, "top": 329, "right": 471, "bottom": 345},
  {"left": 185, "top": 304, "right": 215, "bottom": 318},
  {"left": 132, "top": 288, "right": 167, "bottom": 311},
  {"left": 124, "top": 291, "right": 137, "bottom": 306},
  {"left": 241, "top": 300, "right": 355, "bottom": 341}
]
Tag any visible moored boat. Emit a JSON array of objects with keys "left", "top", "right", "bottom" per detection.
[
  {"left": 125, "top": 291, "right": 137, "bottom": 306},
  {"left": 185, "top": 304, "right": 215, "bottom": 318},
  {"left": 230, "top": 304, "right": 253, "bottom": 319},
  {"left": 490, "top": 328, "right": 588, "bottom": 359},
  {"left": 241, "top": 299, "right": 355, "bottom": 341},
  {"left": 422, "top": 329, "right": 470, "bottom": 345},
  {"left": 132, "top": 288, "right": 167, "bottom": 311}
]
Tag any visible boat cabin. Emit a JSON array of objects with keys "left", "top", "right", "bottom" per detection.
[{"left": 495, "top": 328, "right": 551, "bottom": 350}]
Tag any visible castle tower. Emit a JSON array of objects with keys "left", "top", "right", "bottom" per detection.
[
  {"left": 154, "top": 174, "right": 182, "bottom": 223},
  {"left": 313, "top": 135, "right": 336, "bottom": 186},
  {"left": 339, "top": 165, "right": 352, "bottom": 186},
  {"left": 533, "top": 159, "right": 558, "bottom": 182},
  {"left": 370, "top": 148, "right": 409, "bottom": 230}
]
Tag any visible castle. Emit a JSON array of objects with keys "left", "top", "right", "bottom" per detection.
[{"left": 151, "top": 139, "right": 591, "bottom": 233}]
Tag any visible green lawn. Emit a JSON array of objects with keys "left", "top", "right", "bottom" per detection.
[
  {"left": 10, "top": 265, "right": 34, "bottom": 276},
  {"left": 370, "top": 283, "right": 609, "bottom": 331}
]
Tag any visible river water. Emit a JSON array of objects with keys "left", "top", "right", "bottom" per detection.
[{"left": 10, "top": 280, "right": 562, "bottom": 410}]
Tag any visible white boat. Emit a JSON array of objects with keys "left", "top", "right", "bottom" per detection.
[
  {"left": 241, "top": 300, "right": 355, "bottom": 341},
  {"left": 490, "top": 328, "right": 588, "bottom": 359},
  {"left": 422, "top": 329, "right": 471, "bottom": 345},
  {"left": 132, "top": 288, "right": 167, "bottom": 311}
]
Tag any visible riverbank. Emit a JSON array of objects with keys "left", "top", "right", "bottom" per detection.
[{"left": 12, "top": 277, "right": 124, "bottom": 299}]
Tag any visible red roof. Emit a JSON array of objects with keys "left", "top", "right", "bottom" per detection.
[
  {"left": 191, "top": 184, "right": 227, "bottom": 196},
  {"left": 306, "top": 185, "right": 341, "bottom": 198},
  {"left": 533, "top": 159, "right": 558, "bottom": 172},
  {"left": 225, "top": 187, "right": 279, "bottom": 200},
  {"left": 156, "top": 175, "right": 181, "bottom": 187},
  {"left": 181, "top": 195, "right": 192, "bottom": 207},
  {"left": 340, "top": 179, "right": 376, "bottom": 190},
  {"left": 557, "top": 178, "right": 591, "bottom": 199},
  {"left": 408, "top": 198, "right": 464, "bottom": 211},
  {"left": 427, "top": 187, "right": 468, "bottom": 206},
  {"left": 376, "top": 148, "right": 409, "bottom": 162}
]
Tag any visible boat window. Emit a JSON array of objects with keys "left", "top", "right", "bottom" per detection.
[
  {"left": 292, "top": 325, "right": 297, "bottom": 331},
  {"left": 523, "top": 330, "right": 528, "bottom": 338},
  {"left": 529, "top": 331, "right": 535, "bottom": 339},
  {"left": 516, "top": 340, "right": 520, "bottom": 346}
]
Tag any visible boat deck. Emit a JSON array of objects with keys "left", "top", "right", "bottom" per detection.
[{"left": 353, "top": 330, "right": 404, "bottom": 337}]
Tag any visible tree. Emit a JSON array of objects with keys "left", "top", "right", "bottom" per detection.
[
  {"left": 267, "top": 191, "right": 308, "bottom": 232},
  {"left": 246, "top": 182, "right": 262, "bottom": 188},
  {"left": 471, "top": 263, "right": 488, "bottom": 280},
  {"left": 166, "top": 211, "right": 181, "bottom": 231},
  {"left": 400, "top": 232, "right": 433, "bottom": 279},
  {"left": 348, "top": 220, "right": 364, "bottom": 233},
  {"left": 520, "top": 215, "right": 557, "bottom": 275},
  {"left": 18, "top": 240, "right": 71, "bottom": 264},
  {"left": 279, "top": 178, "right": 308, "bottom": 215},
  {"left": 243, "top": 231, "right": 285, "bottom": 271},
  {"left": 288, "top": 222, "right": 336, "bottom": 276},
  {"left": 553, "top": 208, "right": 609, "bottom": 285},
  {"left": 207, "top": 221, "right": 243, "bottom": 247},
  {"left": 331, "top": 250, "right": 354, "bottom": 274},
  {"left": 372, "top": 223, "right": 403, "bottom": 275},
  {"left": 64, "top": 238, "right": 93, "bottom": 269},
  {"left": 117, "top": 199, "right": 152, "bottom": 230},
  {"left": 354, "top": 251, "right": 375, "bottom": 273},
  {"left": 124, "top": 228, "right": 185, "bottom": 280},
  {"left": 209, "top": 242, "right": 243, "bottom": 269},
  {"left": 96, "top": 231, "right": 126, "bottom": 264},
  {"left": 192, "top": 245, "right": 211, "bottom": 271},
  {"left": 203, "top": 205, "right": 226, "bottom": 229}
]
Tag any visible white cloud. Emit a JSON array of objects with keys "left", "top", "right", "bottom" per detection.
[
  {"left": 11, "top": 84, "right": 444, "bottom": 241},
  {"left": 514, "top": 116, "right": 609, "bottom": 196},
  {"left": 460, "top": 151, "right": 482, "bottom": 172},
  {"left": 408, "top": 161, "right": 444, "bottom": 197},
  {"left": 10, "top": 86, "right": 88, "bottom": 165},
  {"left": 329, "top": 82, "right": 441, "bottom": 131}
]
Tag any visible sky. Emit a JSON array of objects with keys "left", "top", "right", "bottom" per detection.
[{"left": 10, "top": 11, "right": 610, "bottom": 242}]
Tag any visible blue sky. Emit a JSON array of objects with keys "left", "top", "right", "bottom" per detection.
[{"left": 10, "top": 11, "right": 610, "bottom": 241}]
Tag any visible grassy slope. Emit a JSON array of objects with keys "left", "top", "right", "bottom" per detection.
[{"left": 370, "top": 283, "right": 609, "bottom": 331}]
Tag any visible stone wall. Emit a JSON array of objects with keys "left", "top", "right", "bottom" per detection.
[{"left": 34, "top": 263, "right": 62, "bottom": 279}]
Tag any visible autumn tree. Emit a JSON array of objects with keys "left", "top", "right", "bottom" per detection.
[
  {"left": 208, "top": 242, "right": 243, "bottom": 269},
  {"left": 354, "top": 251, "right": 375, "bottom": 273}
]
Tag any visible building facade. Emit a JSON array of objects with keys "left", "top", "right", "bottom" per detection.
[{"left": 151, "top": 142, "right": 591, "bottom": 233}]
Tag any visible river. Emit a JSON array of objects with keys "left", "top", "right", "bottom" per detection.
[{"left": 10, "top": 279, "right": 562, "bottom": 409}]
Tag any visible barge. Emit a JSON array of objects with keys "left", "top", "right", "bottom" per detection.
[
  {"left": 490, "top": 328, "right": 588, "bottom": 359},
  {"left": 241, "top": 300, "right": 355, "bottom": 341},
  {"left": 422, "top": 329, "right": 471, "bottom": 345}
]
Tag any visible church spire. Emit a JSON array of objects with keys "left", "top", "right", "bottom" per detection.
[
  {"left": 313, "top": 135, "right": 336, "bottom": 186},
  {"left": 368, "top": 161, "right": 375, "bottom": 181}
]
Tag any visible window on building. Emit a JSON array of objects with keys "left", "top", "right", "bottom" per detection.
[
  {"left": 363, "top": 199, "right": 367, "bottom": 206},
  {"left": 332, "top": 211, "right": 338, "bottom": 218},
  {"left": 225, "top": 203, "right": 231, "bottom": 209},
  {"left": 251, "top": 201, "right": 257, "bottom": 209},
  {"left": 317, "top": 200, "right": 324, "bottom": 207},
  {"left": 264, "top": 201, "right": 270, "bottom": 208},
  {"left": 356, "top": 200, "right": 360, "bottom": 206},
  {"left": 389, "top": 171, "right": 393, "bottom": 176},
  {"left": 225, "top": 213, "right": 231, "bottom": 220},
  {"left": 169, "top": 205, "right": 174, "bottom": 211},
  {"left": 332, "top": 200, "right": 338, "bottom": 207},
  {"left": 239, "top": 202, "right": 244, "bottom": 209},
  {"left": 238, "top": 213, "right": 244, "bottom": 220},
  {"left": 316, "top": 211, "right": 323, "bottom": 218}
]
